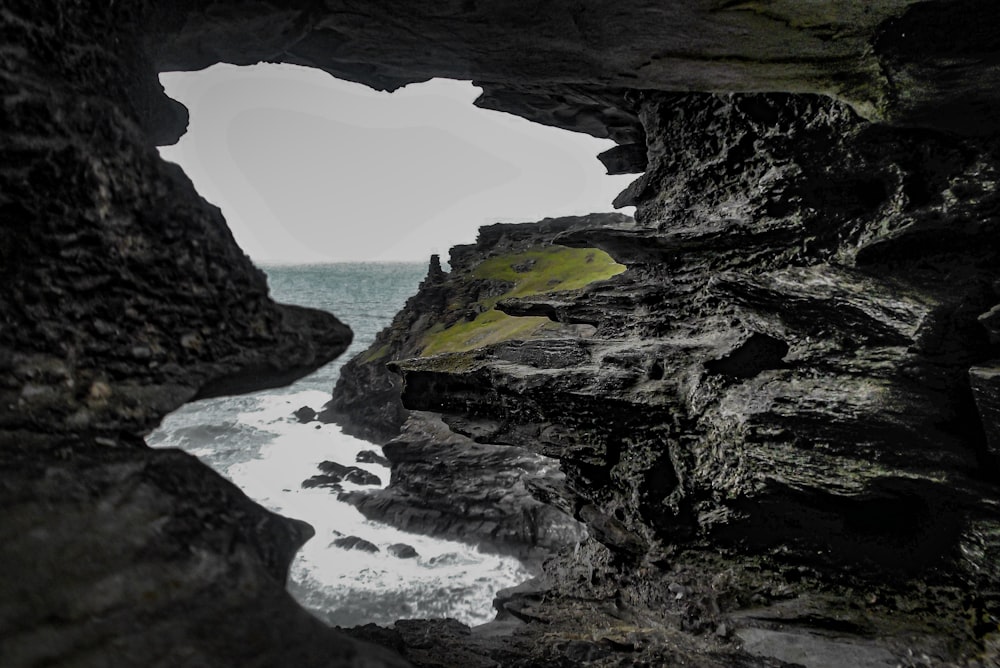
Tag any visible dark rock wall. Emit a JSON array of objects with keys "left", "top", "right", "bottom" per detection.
[
  {"left": 327, "top": 216, "right": 623, "bottom": 560},
  {"left": 2, "top": 1, "right": 352, "bottom": 443},
  {"left": 139, "top": 0, "right": 1000, "bottom": 135},
  {"left": 396, "top": 92, "right": 1000, "bottom": 661},
  {"left": 1, "top": 3, "right": 395, "bottom": 666},
  {"left": 326, "top": 213, "right": 631, "bottom": 443},
  {"left": 6, "top": 0, "right": 1000, "bottom": 665}
]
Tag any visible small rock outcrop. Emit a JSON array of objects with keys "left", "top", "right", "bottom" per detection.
[
  {"left": 333, "top": 536, "right": 381, "bottom": 554},
  {"left": 294, "top": 405, "right": 318, "bottom": 423},
  {"left": 387, "top": 543, "right": 419, "bottom": 559},
  {"left": 357, "top": 450, "right": 391, "bottom": 468},
  {"left": 303, "top": 461, "right": 382, "bottom": 489},
  {"left": 341, "top": 413, "right": 586, "bottom": 562}
]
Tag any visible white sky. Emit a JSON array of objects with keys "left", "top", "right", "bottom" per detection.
[{"left": 158, "top": 64, "right": 636, "bottom": 263}]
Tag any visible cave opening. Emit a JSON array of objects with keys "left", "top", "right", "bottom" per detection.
[{"left": 148, "top": 62, "right": 634, "bottom": 627}]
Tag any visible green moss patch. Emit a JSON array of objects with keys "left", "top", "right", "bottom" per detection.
[
  {"left": 420, "top": 246, "right": 624, "bottom": 356},
  {"left": 360, "top": 343, "right": 391, "bottom": 363},
  {"left": 473, "top": 246, "right": 625, "bottom": 298}
]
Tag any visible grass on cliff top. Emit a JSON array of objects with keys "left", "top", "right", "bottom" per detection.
[
  {"left": 360, "top": 343, "right": 391, "bottom": 363},
  {"left": 420, "top": 246, "right": 624, "bottom": 357},
  {"left": 472, "top": 246, "right": 625, "bottom": 298}
]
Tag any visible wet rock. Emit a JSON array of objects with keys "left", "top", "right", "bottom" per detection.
[
  {"left": 357, "top": 450, "right": 390, "bottom": 467},
  {"left": 301, "top": 476, "right": 343, "bottom": 491},
  {"left": 317, "top": 461, "right": 382, "bottom": 486},
  {"left": 387, "top": 543, "right": 419, "bottom": 559},
  {"left": 319, "top": 461, "right": 382, "bottom": 485},
  {"left": 341, "top": 413, "right": 585, "bottom": 561},
  {"left": 293, "top": 405, "right": 317, "bottom": 423},
  {"left": 332, "top": 536, "right": 380, "bottom": 553},
  {"left": 302, "top": 460, "right": 381, "bottom": 489},
  {"left": 345, "top": 469, "right": 381, "bottom": 485}
]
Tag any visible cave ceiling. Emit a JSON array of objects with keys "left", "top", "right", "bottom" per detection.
[{"left": 144, "top": 0, "right": 1000, "bottom": 142}]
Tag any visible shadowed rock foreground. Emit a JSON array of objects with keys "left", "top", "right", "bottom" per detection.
[{"left": 3, "top": 1, "right": 1000, "bottom": 666}]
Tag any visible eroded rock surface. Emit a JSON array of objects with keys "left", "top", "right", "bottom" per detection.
[
  {"left": 324, "top": 213, "right": 631, "bottom": 443},
  {"left": 0, "top": 440, "right": 406, "bottom": 667},
  {"left": 141, "top": 0, "right": 1000, "bottom": 136},
  {"left": 340, "top": 412, "right": 585, "bottom": 562},
  {"left": 0, "top": 3, "right": 389, "bottom": 666},
  {"left": 395, "top": 92, "right": 1000, "bottom": 665},
  {"left": 328, "top": 217, "right": 620, "bottom": 560},
  {"left": 6, "top": 0, "right": 1000, "bottom": 666}
]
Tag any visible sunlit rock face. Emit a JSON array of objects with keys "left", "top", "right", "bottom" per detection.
[{"left": 4, "top": 0, "right": 1000, "bottom": 666}]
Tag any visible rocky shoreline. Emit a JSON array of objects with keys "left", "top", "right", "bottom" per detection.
[
  {"left": 388, "top": 92, "right": 1000, "bottom": 665},
  {"left": 338, "top": 412, "right": 585, "bottom": 563},
  {"left": 321, "top": 215, "right": 632, "bottom": 562},
  {"left": 6, "top": 1, "right": 1000, "bottom": 666},
  {"left": 321, "top": 214, "right": 632, "bottom": 442}
]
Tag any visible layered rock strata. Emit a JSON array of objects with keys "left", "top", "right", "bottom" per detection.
[
  {"left": 325, "top": 214, "right": 631, "bottom": 442},
  {"left": 394, "top": 92, "right": 1000, "bottom": 664},
  {"left": 6, "top": 0, "right": 1000, "bottom": 666},
  {"left": 340, "top": 412, "right": 585, "bottom": 562},
  {"left": 141, "top": 1, "right": 1000, "bottom": 137},
  {"left": 328, "top": 216, "right": 627, "bottom": 560},
  {"left": 1, "top": 3, "right": 393, "bottom": 666}
]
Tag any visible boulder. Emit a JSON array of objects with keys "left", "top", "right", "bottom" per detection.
[
  {"left": 294, "top": 406, "right": 317, "bottom": 423},
  {"left": 387, "top": 544, "right": 419, "bottom": 559},
  {"left": 332, "top": 536, "right": 380, "bottom": 553}
]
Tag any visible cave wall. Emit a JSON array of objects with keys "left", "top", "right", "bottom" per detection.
[
  {"left": 137, "top": 0, "right": 1000, "bottom": 139},
  {"left": 4, "top": 0, "right": 1000, "bottom": 665},
  {"left": 0, "top": 3, "right": 391, "bottom": 666},
  {"left": 394, "top": 90, "right": 1000, "bottom": 662},
  {"left": 401, "top": 90, "right": 1000, "bottom": 575}
]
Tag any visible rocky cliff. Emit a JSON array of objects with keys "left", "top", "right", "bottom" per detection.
[
  {"left": 325, "top": 214, "right": 632, "bottom": 442},
  {"left": 5, "top": 1, "right": 1000, "bottom": 666},
  {"left": 327, "top": 215, "right": 628, "bottom": 561},
  {"left": 394, "top": 92, "right": 1000, "bottom": 665}
]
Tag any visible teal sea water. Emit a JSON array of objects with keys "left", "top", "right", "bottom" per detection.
[{"left": 148, "top": 263, "right": 532, "bottom": 626}]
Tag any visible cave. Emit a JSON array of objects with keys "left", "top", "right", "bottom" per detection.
[{"left": 4, "top": 2, "right": 1000, "bottom": 667}]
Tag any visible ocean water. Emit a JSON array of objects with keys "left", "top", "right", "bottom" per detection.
[{"left": 147, "top": 263, "right": 532, "bottom": 626}]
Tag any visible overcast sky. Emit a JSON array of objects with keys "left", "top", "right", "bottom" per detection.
[{"left": 158, "top": 64, "right": 636, "bottom": 263}]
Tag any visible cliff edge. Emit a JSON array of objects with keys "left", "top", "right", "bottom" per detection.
[{"left": 324, "top": 214, "right": 632, "bottom": 561}]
